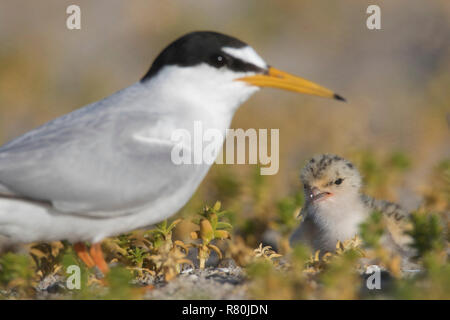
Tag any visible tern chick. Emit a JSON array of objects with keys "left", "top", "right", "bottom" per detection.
[{"left": 290, "top": 154, "right": 412, "bottom": 256}]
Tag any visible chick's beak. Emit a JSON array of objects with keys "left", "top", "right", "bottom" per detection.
[
  {"left": 237, "top": 67, "right": 345, "bottom": 101},
  {"left": 311, "top": 187, "right": 322, "bottom": 197},
  {"left": 309, "top": 187, "right": 332, "bottom": 202}
]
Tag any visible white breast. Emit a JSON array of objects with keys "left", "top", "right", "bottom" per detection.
[{"left": 309, "top": 195, "right": 369, "bottom": 252}]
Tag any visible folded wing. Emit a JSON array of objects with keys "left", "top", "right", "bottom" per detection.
[{"left": 0, "top": 104, "right": 196, "bottom": 217}]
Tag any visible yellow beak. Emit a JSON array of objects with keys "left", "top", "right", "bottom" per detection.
[{"left": 237, "top": 67, "right": 345, "bottom": 101}]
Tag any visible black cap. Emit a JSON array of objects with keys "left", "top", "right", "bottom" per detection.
[{"left": 141, "top": 31, "right": 266, "bottom": 82}]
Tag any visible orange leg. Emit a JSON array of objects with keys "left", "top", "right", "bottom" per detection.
[
  {"left": 90, "top": 243, "right": 109, "bottom": 275},
  {"left": 74, "top": 242, "right": 95, "bottom": 269}
]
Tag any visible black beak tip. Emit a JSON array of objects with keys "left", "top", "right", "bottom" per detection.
[{"left": 333, "top": 93, "right": 346, "bottom": 102}]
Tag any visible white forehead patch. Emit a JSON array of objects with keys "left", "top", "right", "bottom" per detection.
[{"left": 222, "top": 46, "right": 267, "bottom": 70}]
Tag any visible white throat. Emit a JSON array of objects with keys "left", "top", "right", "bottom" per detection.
[
  {"left": 309, "top": 192, "right": 369, "bottom": 250},
  {"left": 143, "top": 64, "right": 260, "bottom": 121}
]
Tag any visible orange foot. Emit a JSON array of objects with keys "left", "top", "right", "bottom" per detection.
[
  {"left": 90, "top": 243, "right": 110, "bottom": 274},
  {"left": 74, "top": 242, "right": 109, "bottom": 275}
]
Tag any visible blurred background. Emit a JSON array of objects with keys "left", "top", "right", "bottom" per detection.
[{"left": 0, "top": 0, "right": 449, "bottom": 250}]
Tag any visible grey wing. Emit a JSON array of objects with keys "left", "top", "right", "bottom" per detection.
[
  {"left": 0, "top": 106, "right": 197, "bottom": 217},
  {"left": 360, "top": 194, "right": 409, "bottom": 222},
  {"left": 360, "top": 194, "right": 414, "bottom": 255}
]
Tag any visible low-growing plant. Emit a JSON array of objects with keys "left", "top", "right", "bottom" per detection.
[
  {"left": 253, "top": 243, "right": 282, "bottom": 264},
  {"left": 147, "top": 219, "right": 183, "bottom": 250},
  {"left": 149, "top": 241, "right": 192, "bottom": 282},
  {"left": 407, "top": 211, "right": 445, "bottom": 258},
  {"left": 29, "top": 241, "right": 66, "bottom": 279},
  {"left": 103, "top": 218, "right": 192, "bottom": 282},
  {"left": 190, "top": 201, "right": 232, "bottom": 269},
  {"left": 0, "top": 252, "right": 36, "bottom": 296},
  {"left": 360, "top": 211, "right": 385, "bottom": 248},
  {"left": 422, "top": 159, "right": 449, "bottom": 212}
]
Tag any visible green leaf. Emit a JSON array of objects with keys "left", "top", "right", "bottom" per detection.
[
  {"left": 167, "top": 218, "right": 182, "bottom": 233},
  {"left": 159, "top": 220, "right": 168, "bottom": 232},
  {"left": 213, "top": 201, "right": 221, "bottom": 211},
  {"left": 210, "top": 213, "right": 218, "bottom": 229},
  {"left": 216, "top": 221, "right": 233, "bottom": 230}
]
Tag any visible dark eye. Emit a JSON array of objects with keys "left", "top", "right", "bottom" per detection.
[
  {"left": 334, "top": 178, "right": 343, "bottom": 185},
  {"left": 211, "top": 54, "right": 227, "bottom": 68}
]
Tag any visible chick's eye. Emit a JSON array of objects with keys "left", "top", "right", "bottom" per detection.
[
  {"left": 334, "top": 178, "right": 343, "bottom": 185},
  {"left": 211, "top": 54, "right": 226, "bottom": 68}
]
